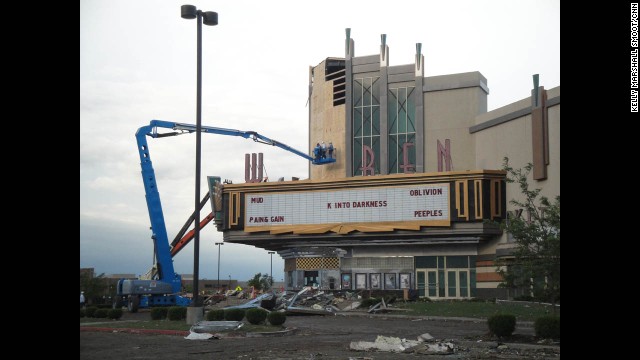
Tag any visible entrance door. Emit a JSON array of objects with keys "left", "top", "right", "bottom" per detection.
[
  {"left": 417, "top": 271, "right": 426, "bottom": 297},
  {"left": 447, "top": 270, "right": 457, "bottom": 297},
  {"left": 427, "top": 270, "right": 438, "bottom": 298}
]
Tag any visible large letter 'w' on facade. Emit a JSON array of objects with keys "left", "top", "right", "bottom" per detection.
[
  {"left": 437, "top": 139, "right": 452, "bottom": 172},
  {"left": 244, "top": 153, "right": 263, "bottom": 183},
  {"left": 359, "top": 145, "right": 375, "bottom": 176}
]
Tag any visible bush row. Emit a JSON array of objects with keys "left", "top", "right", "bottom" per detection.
[
  {"left": 487, "top": 313, "right": 560, "bottom": 339},
  {"left": 80, "top": 307, "right": 122, "bottom": 320},
  {"left": 202, "top": 308, "right": 286, "bottom": 325}
]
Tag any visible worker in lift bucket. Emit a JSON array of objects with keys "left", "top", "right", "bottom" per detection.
[
  {"left": 80, "top": 291, "right": 85, "bottom": 309},
  {"left": 313, "top": 142, "right": 322, "bottom": 160}
]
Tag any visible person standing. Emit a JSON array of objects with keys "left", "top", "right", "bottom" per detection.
[
  {"left": 80, "top": 291, "right": 86, "bottom": 309},
  {"left": 321, "top": 142, "right": 327, "bottom": 159},
  {"left": 328, "top": 142, "right": 334, "bottom": 158}
]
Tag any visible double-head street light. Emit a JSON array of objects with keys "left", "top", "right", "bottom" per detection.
[
  {"left": 215, "top": 242, "right": 223, "bottom": 291},
  {"left": 181, "top": 4, "right": 218, "bottom": 307},
  {"left": 268, "top": 251, "right": 275, "bottom": 286}
]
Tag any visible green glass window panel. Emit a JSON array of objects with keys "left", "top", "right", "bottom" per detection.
[
  {"left": 388, "top": 89, "right": 398, "bottom": 134},
  {"left": 438, "top": 256, "right": 445, "bottom": 269},
  {"left": 372, "top": 77, "right": 380, "bottom": 105},
  {"left": 448, "top": 271, "right": 457, "bottom": 297},
  {"left": 398, "top": 88, "right": 407, "bottom": 133},
  {"left": 417, "top": 271, "right": 426, "bottom": 297},
  {"left": 459, "top": 271, "right": 468, "bottom": 298},
  {"left": 353, "top": 138, "right": 362, "bottom": 176},
  {"left": 446, "top": 256, "right": 469, "bottom": 269},
  {"left": 388, "top": 135, "right": 398, "bottom": 174},
  {"left": 416, "top": 256, "right": 437, "bottom": 268},
  {"left": 363, "top": 107, "right": 371, "bottom": 137},
  {"left": 470, "top": 269, "right": 477, "bottom": 297},
  {"left": 407, "top": 87, "right": 416, "bottom": 132},
  {"left": 372, "top": 106, "right": 380, "bottom": 135},
  {"left": 353, "top": 79, "right": 362, "bottom": 107},
  {"left": 363, "top": 78, "right": 372, "bottom": 107},
  {"left": 438, "top": 270, "right": 445, "bottom": 297},
  {"left": 353, "top": 108, "right": 362, "bottom": 137},
  {"left": 428, "top": 271, "right": 437, "bottom": 297}
]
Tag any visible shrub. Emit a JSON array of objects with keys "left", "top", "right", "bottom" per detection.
[
  {"left": 514, "top": 295, "right": 534, "bottom": 301},
  {"left": 224, "top": 308, "right": 246, "bottom": 321},
  {"left": 206, "top": 309, "right": 225, "bottom": 321},
  {"left": 267, "top": 311, "right": 286, "bottom": 326},
  {"left": 80, "top": 309, "right": 85, "bottom": 318},
  {"left": 245, "top": 308, "right": 268, "bottom": 325},
  {"left": 534, "top": 316, "right": 560, "bottom": 339},
  {"left": 150, "top": 307, "right": 169, "bottom": 320},
  {"left": 94, "top": 309, "right": 109, "bottom": 318},
  {"left": 487, "top": 314, "right": 516, "bottom": 337},
  {"left": 107, "top": 309, "right": 123, "bottom": 320},
  {"left": 167, "top": 306, "right": 187, "bottom": 321},
  {"left": 85, "top": 306, "right": 98, "bottom": 318}
]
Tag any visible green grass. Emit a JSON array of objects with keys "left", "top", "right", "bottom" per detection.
[{"left": 395, "top": 300, "right": 559, "bottom": 322}]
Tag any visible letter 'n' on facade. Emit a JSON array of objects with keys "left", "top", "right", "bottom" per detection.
[{"left": 437, "top": 139, "right": 452, "bottom": 172}]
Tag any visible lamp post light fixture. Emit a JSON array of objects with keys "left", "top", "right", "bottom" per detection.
[
  {"left": 215, "top": 242, "right": 223, "bottom": 291},
  {"left": 181, "top": 4, "right": 218, "bottom": 307},
  {"left": 268, "top": 251, "right": 275, "bottom": 287}
]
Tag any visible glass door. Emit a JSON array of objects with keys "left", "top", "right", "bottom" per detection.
[
  {"left": 427, "top": 270, "right": 438, "bottom": 298},
  {"left": 417, "top": 271, "right": 426, "bottom": 297}
]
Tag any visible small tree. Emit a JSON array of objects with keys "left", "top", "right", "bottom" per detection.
[
  {"left": 247, "top": 273, "right": 272, "bottom": 291},
  {"left": 496, "top": 158, "right": 560, "bottom": 312},
  {"left": 80, "top": 272, "right": 108, "bottom": 305}
]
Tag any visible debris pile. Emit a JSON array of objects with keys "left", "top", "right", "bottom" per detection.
[{"left": 350, "top": 333, "right": 456, "bottom": 355}]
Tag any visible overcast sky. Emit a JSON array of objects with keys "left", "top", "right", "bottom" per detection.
[{"left": 80, "top": 0, "right": 560, "bottom": 283}]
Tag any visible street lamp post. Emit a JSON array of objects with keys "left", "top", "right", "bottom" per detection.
[
  {"left": 215, "top": 242, "right": 223, "bottom": 291},
  {"left": 268, "top": 251, "right": 275, "bottom": 287},
  {"left": 181, "top": 4, "right": 218, "bottom": 308}
]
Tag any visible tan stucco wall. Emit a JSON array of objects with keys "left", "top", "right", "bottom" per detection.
[
  {"left": 309, "top": 60, "right": 347, "bottom": 180},
  {"left": 474, "top": 86, "right": 560, "bottom": 252}
]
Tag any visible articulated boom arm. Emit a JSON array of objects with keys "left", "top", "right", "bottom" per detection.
[
  {"left": 145, "top": 119, "right": 335, "bottom": 164},
  {"left": 135, "top": 119, "right": 335, "bottom": 285}
]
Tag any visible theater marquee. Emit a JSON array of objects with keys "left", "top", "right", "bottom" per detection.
[{"left": 244, "top": 183, "right": 450, "bottom": 234}]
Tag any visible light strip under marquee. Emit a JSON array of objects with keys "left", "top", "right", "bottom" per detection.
[{"left": 244, "top": 183, "right": 450, "bottom": 234}]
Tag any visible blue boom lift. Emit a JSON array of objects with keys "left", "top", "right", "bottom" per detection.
[{"left": 115, "top": 120, "right": 334, "bottom": 312}]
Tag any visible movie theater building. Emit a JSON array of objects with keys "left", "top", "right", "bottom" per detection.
[{"left": 213, "top": 31, "right": 560, "bottom": 299}]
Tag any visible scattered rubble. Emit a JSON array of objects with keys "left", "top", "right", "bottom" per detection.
[
  {"left": 350, "top": 335, "right": 456, "bottom": 354},
  {"left": 190, "top": 321, "right": 243, "bottom": 333}
]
